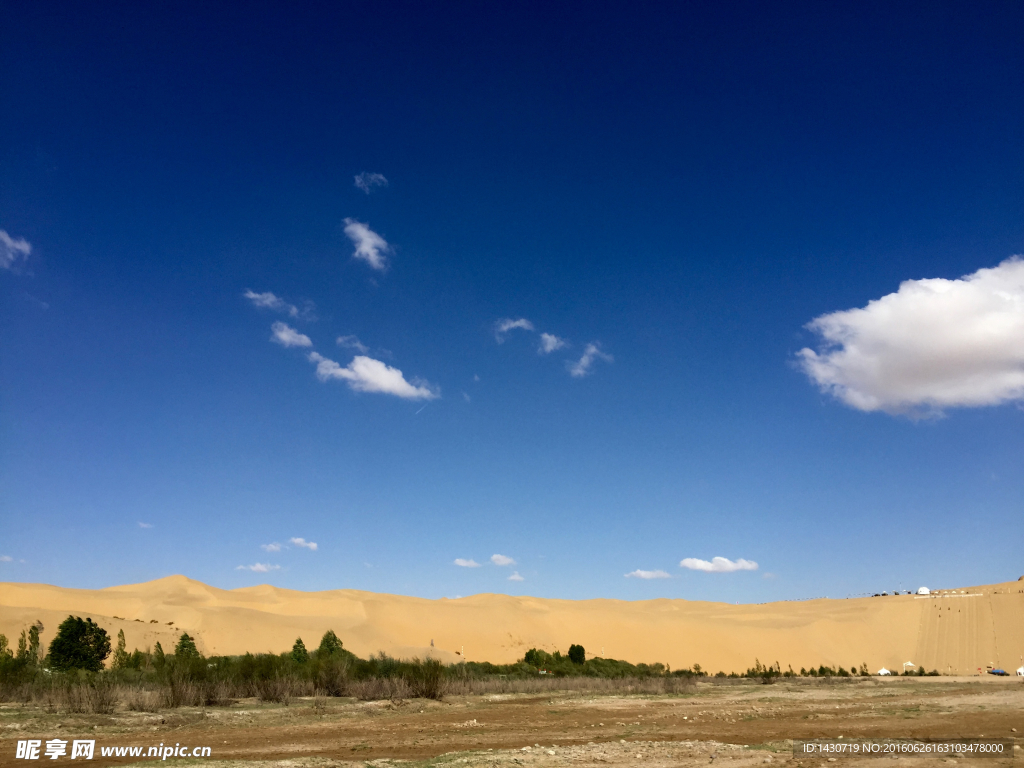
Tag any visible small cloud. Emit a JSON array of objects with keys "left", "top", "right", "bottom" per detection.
[
  {"left": 138, "top": 522, "right": 153, "bottom": 529},
  {"left": 454, "top": 558, "right": 481, "bottom": 568},
  {"left": 0, "top": 555, "right": 13, "bottom": 562},
  {"left": 490, "top": 554, "right": 516, "bottom": 566},
  {"left": 625, "top": 569, "right": 671, "bottom": 579},
  {"left": 762, "top": 572, "right": 777, "bottom": 580},
  {"left": 473, "top": 374, "right": 480, "bottom": 382},
  {"left": 337, "top": 335, "right": 370, "bottom": 354},
  {"left": 680, "top": 557, "right": 759, "bottom": 573},
  {"left": 494, "top": 317, "right": 535, "bottom": 342},
  {"left": 261, "top": 542, "right": 282, "bottom": 552},
  {"left": 0, "top": 230, "right": 31, "bottom": 271},
  {"left": 309, "top": 352, "right": 439, "bottom": 400},
  {"left": 797, "top": 256, "right": 1024, "bottom": 415},
  {"left": 244, "top": 290, "right": 304, "bottom": 318},
  {"left": 343, "top": 218, "right": 390, "bottom": 271},
  {"left": 538, "top": 333, "right": 567, "bottom": 354},
  {"left": 569, "top": 343, "right": 613, "bottom": 377},
  {"left": 354, "top": 172, "right": 388, "bottom": 193},
  {"left": 271, "top": 321, "right": 313, "bottom": 348},
  {"left": 236, "top": 563, "right": 281, "bottom": 572},
  {"left": 462, "top": 391, "right": 471, "bottom": 403},
  {"left": 508, "top": 571, "right": 525, "bottom": 582},
  {"left": 290, "top": 537, "right": 318, "bottom": 551}
]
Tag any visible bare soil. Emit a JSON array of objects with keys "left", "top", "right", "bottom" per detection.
[{"left": 1, "top": 678, "right": 1021, "bottom": 767}]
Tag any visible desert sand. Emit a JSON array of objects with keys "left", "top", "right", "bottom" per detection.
[{"left": 1, "top": 576, "right": 1022, "bottom": 673}]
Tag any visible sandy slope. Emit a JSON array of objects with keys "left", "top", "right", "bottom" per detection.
[{"left": 1, "top": 576, "right": 1021, "bottom": 673}]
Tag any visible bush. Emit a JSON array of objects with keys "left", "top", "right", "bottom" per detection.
[{"left": 568, "top": 644, "right": 586, "bottom": 665}]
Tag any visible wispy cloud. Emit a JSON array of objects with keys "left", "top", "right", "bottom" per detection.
[
  {"left": 680, "top": 557, "right": 758, "bottom": 573},
  {"left": 490, "top": 554, "right": 516, "bottom": 566},
  {"left": 0, "top": 230, "right": 31, "bottom": 272},
  {"left": 508, "top": 571, "right": 524, "bottom": 582},
  {"left": 797, "top": 256, "right": 1024, "bottom": 415},
  {"left": 568, "top": 343, "right": 613, "bottom": 377},
  {"left": 454, "top": 558, "right": 481, "bottom": 568},
  {"left": 236, "top": 563, "right": 281, "bottom": 572},
  {"left": 538, "top": 333, "right": 567, "bottom": 354},
  {"left": 290, "top": 537, "right": 318, "bottom": 551},
  {"left": 354, "top": 172, "right": 389, "bottom": 193},
  {"left": 494, "top": 318, "right": 535, "bottom": 342},
  {"left": 271, "top": 321, "right": 313, "bottom": 348},
  {"left": 343, "top": 218, "right": 390, "bottom": 271},
  {"left": 244, "top": 290, "right": 306, "bottom": 319},
  {"left": 261, "top": 542, "right": 282, "bottom": 552},
  {"left": 138, "top": 522, "right": 154, "bottom": 529},
  {"left": 309, "top": 352, "right": 439, "bottom": 400},
  {"left": 0, "top": 555, "right": 13, "bottom": 563},
  {"left": 337, "top": 335, "right": 369, "bottom": 354},
  {"left": 625, "top": 569, "right": 671, "bottom": 579}
]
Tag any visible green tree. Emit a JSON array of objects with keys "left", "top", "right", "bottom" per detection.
[
  {"left": 291, "top": 637, "right": 309, "bottom": 663},
  {"left": 15, "top": 630, "right": 29, "bottom": 661},
  {"left": 153, "top": 642, "right": 166, "bottom": 670},
  {"left": 317, "top": 630, "right": 343, "bottom": 656},
  {"left": 111, "top": 629, "right": 129, "bottom": 670},
  {"left": 0, "top": 634, "right": 9, "bottom": 659},
  {"left": 568, "top": 644, "right": 586, "bottom": 665},
  {"left": 48, "top": 616, "right": 111, "bottom": 672},
  {"left": 28, "top": 622, "right": 43, "bottom": 664},
  {"left": 174, "top": 633, "right": 200, "bottom": 659}
]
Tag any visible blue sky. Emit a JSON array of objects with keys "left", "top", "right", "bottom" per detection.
[{"left": 1, "top": 1, "right": 1022, "bottom": 604}]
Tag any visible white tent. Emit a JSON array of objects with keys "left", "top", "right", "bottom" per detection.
[
  {"left": 916, "top": 587, "right": 930, "bottom": 595},
  {"left": 1016, "top": 666, "right": 1023, "bottom": 677},
  {"left": 877, "top": 668, "right": 891, "bottom": 675}
]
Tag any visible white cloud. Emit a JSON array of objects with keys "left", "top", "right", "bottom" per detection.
[
  {"left": 625, "top": 569, "right": 671, "bottom": 579},
  {"left": 354, "top": 172, "right": 389, "bottom": 193},
  {"left": 290, "top": 537, "right": 318, "bottom": 551},
  {"left": 568, "top": 342, "right": 613, "bottom": 377},
  {"left": 454, "top": 558, "right": 481, "bottom": 568},
  {"left": 138, "top": 522, "right": 153, "bottom": 529},
  {"left": 244, "top": 289, "right": 300, "bottom": 318},
  {"left": 0, "top": 230, "right": 31, "bottom": 271},
  {"left": 261, "top": 542, "right": 282, "bottom": 552},
  {"left": 271, "top": 321, "right": 313, "bottom": 348},
  {"left": 494, "top": 317, "right": 535, "bottom": 342},
  {"left": 508, "top": 571, "right": 525, "bottom": 582},
  {"left": 236, "top": 563, "right": 281, "bottom": 572},
  {"left": 680, "top": 557, "right": 759, "bottom": 573},
  {"left": 490, "top": 554, "right": 516, "bottom": 566},
  {"left": 538, "top": 333, "right": 567, "bottom": 354},
  {"left": 797, "top": 257, "right": 1024, "bottom": 415},
  {"left": 0, "top": 555, "right": 13, "bottom": 562},
  {"left": 462, "top": 391, "right": 471, "bottom": 403},
  {"left": 343, "top": 218, "right": 390, "bottom": 271},
  {"left": 308, "top": 352, "right": 439, "bottom": 400},
  {"left": 337, "top": 335, "right": 370, "bottom": 353}
]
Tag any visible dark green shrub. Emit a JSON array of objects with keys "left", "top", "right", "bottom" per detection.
[
  {"left": 291, "top": 637, "right": 309, "bottom": 663},
  {"left": 568, "top": 644, "right": 585, "bottom": 665},
  {"left": 48, "top": 616, "right": 111, "bottom": 672}
]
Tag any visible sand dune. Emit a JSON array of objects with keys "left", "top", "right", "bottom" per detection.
[{"left": 2, "top": 576, "right": 1022, "bottom": 674}]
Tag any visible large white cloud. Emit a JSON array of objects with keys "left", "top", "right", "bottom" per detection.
[
  {"left": 680, "top": 557, "right": 758, "bottom": 573},
  {"left": 270, "top": 321, "right": 313, "bottom": 348},
  {"left": 490, "top": 554, "right": 516, "bottom": 566},
  {"left": 343, "top": 218, "right": 390, "bottom": 271},
  {"left": 308, "top": 352, "right": 439, "bottom": 400},
  {"left": 290, "top": 537, "right": 318, "bottom": 551},
  {"left": 0, "top": 230, "right": 31, "bottom": 271},
  {"left": 454, "top": 558, "right": 481, "bottom": 568},
  {"left": 245, "top": 290, "right": 297, "bottom": 317},
  {"left": 568, "top": 342, "right": 613, "bottom": 377},
  {"left": 797, "top": 257, "right": 1024, "bottom": 415}
]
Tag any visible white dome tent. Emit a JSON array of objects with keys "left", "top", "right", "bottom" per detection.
[
  {"left": 877, "top": 667, "right": 891, "bottom": 675},
  {"left": 1016, "top": 666, "right": 1023, "bottom": 677},
  {"left": 916, "top": 586, "right": 930, "bottom": 595}
]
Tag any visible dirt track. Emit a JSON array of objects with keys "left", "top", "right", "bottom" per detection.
[{"left": 1, "top": 678, "right": 1021, "bottom": 767}]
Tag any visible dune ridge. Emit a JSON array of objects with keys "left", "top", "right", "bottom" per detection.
[{"left": 2, "top": 576, "right": 1022, "bottom": 674}]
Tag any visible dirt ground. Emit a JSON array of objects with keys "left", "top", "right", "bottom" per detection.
[{"left": 1, "top": 677, "right": 1021, "bottom": 767}]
